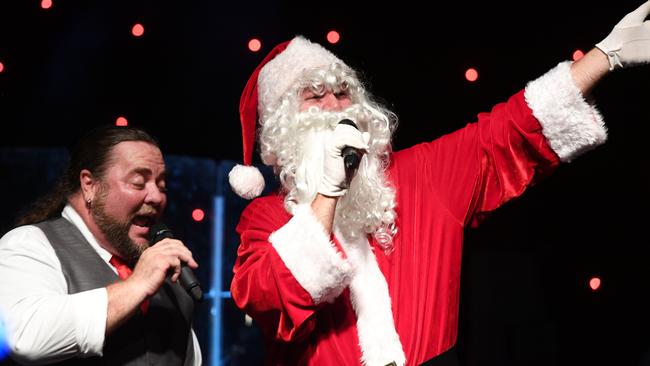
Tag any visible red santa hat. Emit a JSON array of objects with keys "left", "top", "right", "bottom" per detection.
[{"left": 229, "top": 36, "right": 345, "bottom": 199}]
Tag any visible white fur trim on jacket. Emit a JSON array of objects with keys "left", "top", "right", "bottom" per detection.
[
  {"left": 524, "top": 61, "right": 607, "bottom": 162},
  {"left": 336, "top": 230, "right": 406, "bottom": 366},
  {"left": 269, "top": 204, "right": 352, "bottom": 305}
]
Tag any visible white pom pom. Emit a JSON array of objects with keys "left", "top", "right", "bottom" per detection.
[{"left": 228, "top": 164, "right": 265, "bottom": 199}]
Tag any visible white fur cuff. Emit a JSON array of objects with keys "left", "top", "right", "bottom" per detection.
[
  {"left": 524, "top": 61, "right": 607, "bottom": 162},
  {"left": 269, "top": 204, "right": 352, "bottom": 304}
]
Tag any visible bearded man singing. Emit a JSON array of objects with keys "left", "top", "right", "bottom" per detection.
[{"left": 0, "top": 126, "right": 201, "bottom": 365}]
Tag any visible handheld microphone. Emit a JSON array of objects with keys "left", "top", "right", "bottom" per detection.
[
  {"left": 149, "top": 222, "right": 203, "bottom": 302},
  {"left": 338, "top": 119, "right": 362, "bottom": 171}
]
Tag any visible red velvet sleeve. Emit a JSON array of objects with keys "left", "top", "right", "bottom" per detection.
[
  {"left": 393, "top": 90, "right": 561, "bottom": 228},
  {"left": 230, "top": 197, "right": 317, "bottom": 342}
]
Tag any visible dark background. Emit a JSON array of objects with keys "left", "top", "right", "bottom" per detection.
[{"left": 1, "top": 1, "right": 650, "bottom": 365}]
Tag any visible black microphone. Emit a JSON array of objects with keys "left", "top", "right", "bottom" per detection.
[
  {"left": 338, "top": 119, "right": 362, "bottom": 171},
  {"left": 149, "top": 222, "right": 203, "bottom": 302}
]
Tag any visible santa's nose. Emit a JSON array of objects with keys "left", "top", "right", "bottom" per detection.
[{"left": 321, "top": 93, "right": 345, "bottom": 111}]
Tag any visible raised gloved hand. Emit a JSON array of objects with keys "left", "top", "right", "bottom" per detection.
[
  {"left": 318, "top": 123, "right": 369, "bottom": 197},
  {"left": 596, "top": 0, "right": 650, "bottom": 70}
]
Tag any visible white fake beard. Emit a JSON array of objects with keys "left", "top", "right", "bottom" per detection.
[{"left": 290, "top": 112, "right": 395, "bottom": 245}]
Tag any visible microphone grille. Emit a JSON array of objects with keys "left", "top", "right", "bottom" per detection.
[
  {"left": 149, "top": 222, "right": 173, "bottom": 244},
  {"left": 338, "top": 119, "right": 358, "bottom": 129}
]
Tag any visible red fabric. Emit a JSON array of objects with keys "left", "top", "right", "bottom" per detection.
[
  {"left": 231, "top": 90, "right": 561, "bottom": 365},
  {"left": 239, "top": 40, "right": 291, "bottom": 166},
  {"left": 330, "top": 235, "right": 347, "bottom": 259},
  {"left": 109, "top": 255, "right": 150, "bottom": 315}
]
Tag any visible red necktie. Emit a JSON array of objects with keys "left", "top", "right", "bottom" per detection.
[{"left": 109, "top": 255, "right": 150, "bottom": 315}]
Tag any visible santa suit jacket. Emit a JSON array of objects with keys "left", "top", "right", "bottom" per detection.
[{"left": 231, "top": 62, "right": 607, "bottom": 365}]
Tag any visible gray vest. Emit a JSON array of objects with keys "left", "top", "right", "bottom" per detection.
[{"left": 32, "top": 217, "right": 195, "bottom": 366}]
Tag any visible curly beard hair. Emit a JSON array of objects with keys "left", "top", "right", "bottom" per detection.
[
  {"left": 258, "top": 63, "right": 398, "bottom": 252},
  {"left": 91, "top": 182, "right": 144, "bottom": 265}
]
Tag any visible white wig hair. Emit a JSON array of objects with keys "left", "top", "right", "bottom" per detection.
[{"left": 258, "top": 62, "right": 398, "bottom": 251}]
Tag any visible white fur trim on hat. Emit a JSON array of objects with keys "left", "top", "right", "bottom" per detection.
[
  {"left": 228, "top": 164, "right": 265, "bottom": 199},
  {"left": 257, "top": 36, "right": 344, "bottom": 120}
]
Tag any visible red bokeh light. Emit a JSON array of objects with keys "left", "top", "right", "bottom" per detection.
[
  {"left": 132, "top": 23, "right": 145, "bottom": 37},
  {"left": 115, "top": 117, "right": 128, "bottom": 126},
  {"left": 589, "top": 277, "right": 601, "bottom": 291},
  {"left": 41, "top": 0, "right": 52, "bottom": 9},
  {"left": 192, "top": 209, "right": 205, "bottom": 222},
  {"left": 248, "top": 39, "right": 261, "bottom": 52},
  {"left": 326, "top": 31, "right": 340, "bottom": 44},
  {"left": 0, "top": 62, "right": 4, "bottom": 73},
  {"left": 465, "top": 68, "right": 478, "bottom": 82},
  {"left": 572, "top": 50, "right": 585, "bottom": 61}
]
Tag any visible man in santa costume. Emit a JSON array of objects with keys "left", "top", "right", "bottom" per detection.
[{"left": 228, "top": 2, "right": 650, "bottom": 365}]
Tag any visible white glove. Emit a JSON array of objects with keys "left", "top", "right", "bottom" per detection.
[
  {"left": 318, "top": 123, "right": 370, "bottom": 197},
  {"left": 596, "top": 0, "right": 650, "bottom": 70}
]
